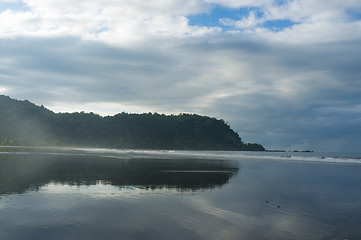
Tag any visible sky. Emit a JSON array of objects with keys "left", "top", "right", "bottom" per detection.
[{"left": 1, "top": 0, "right": 361, "bottom": 152}]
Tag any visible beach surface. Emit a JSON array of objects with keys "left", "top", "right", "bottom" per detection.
[{"left": 1, "top": 147, "right": 361, "bottom": 240}]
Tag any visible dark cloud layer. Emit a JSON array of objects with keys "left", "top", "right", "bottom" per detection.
[{"left": 1, "top": 30, "right": 361, "bottom": 151}]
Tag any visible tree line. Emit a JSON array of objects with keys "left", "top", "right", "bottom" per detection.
[{"left": 0, "top": 95, "right": 265, "bottom": 151}]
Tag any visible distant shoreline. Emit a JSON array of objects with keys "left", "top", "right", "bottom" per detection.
[
  {"left": 0, "top": 145, "right": 264, "bottom": 152},
  {"left": 266, "top": 150, "right": 314, "bottom": 153}
]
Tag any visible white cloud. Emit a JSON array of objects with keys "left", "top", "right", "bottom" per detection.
[
  {"left": 220, "top": 11, "right": 264, "bottom": 29},
  {"left": 0, "top": 86, "right": 9, "bottom": 94},
  {"left": 0, "top": 0, "right": 219, "bottom": 43},
  {"left": 1, "top": 0, "right": 361, "bottom": 44},
  {"left": 1, "top": 1, "right": 361, "bottom": 150},
  {"left": 206, "top": 0, "right": 271, "bottom": 8},
  {"left": 0, "top": 0, "right": 20, "bottom": 3}
]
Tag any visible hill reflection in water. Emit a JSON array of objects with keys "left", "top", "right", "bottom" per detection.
[{"left": 0, "top": 148, "right": 239, "bottom": 195}]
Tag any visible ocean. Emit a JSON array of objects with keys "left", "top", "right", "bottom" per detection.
[{"left": 1, "top": 147, "right": 361, "bottom": 239}]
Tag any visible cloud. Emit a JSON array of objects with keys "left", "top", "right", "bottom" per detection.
[
  {"left": 0, "top": 0, "right": 220, "bottom": 43},
  {"left": 1, "top": 1, "right": 361, "bottom": 43},
  {"left": 220, "top": 11, "right": 262, "bottom": 29},
  {"left": 1, "top": 1, "right": 361, "bottom": 151}
]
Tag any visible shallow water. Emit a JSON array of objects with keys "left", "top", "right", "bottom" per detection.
[{"left": 1, "top": 147, "right": 361, "bottom": 240}]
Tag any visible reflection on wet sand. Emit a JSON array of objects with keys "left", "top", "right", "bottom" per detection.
[
  {"left": 2, "top": 148, "right": 361, "bottom": 240},
  {"left": 0, "top": 151, "right": 239, "bottom": 195}
]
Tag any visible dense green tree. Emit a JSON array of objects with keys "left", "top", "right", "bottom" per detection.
[{"left": 0, "top": 95, "right": 265, "bottom": 151}]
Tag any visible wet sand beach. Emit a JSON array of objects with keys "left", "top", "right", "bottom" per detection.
[{"left": 1, "top": 148, "right": 361, "bottom": 240}]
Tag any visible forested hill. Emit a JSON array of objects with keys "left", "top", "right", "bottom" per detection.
[{"left": 0, "top": 95, "right": 264, "bottom": 151}]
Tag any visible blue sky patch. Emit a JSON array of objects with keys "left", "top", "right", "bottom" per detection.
[
  {"left": 0, "top": 2, "right": 30, "bottom": 12},
  {"left": 187, "top": 5, "right": 295, "bottom": 32},
  {"left": 94, "top": 27, "right": 109, "bottom": 34},
  {"left": 187, "top": 6, "right": 262, "bottom": 29},
  {"left": 263, "top": 19, "right": 295, "bottom": 31},
  {"left": 275, "top": 0, "right": 288, "bottom": 6},
  {"left": 346, "top": 9, "right": 361, "bottom": 21}
]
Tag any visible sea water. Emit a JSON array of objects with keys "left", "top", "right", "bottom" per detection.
[{"left": 1, "top": 147, "right": 361, "bottom": 240}]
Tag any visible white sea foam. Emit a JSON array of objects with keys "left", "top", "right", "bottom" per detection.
[
  {"left": 202, "top": 151, "right": 361, "bottom": 165},
  {"left": 119, "top": 150, "right": 361, "bottom": 165},
  {"left": 1, "top": 147, "right": 361, "bottom": 165},
  {"left": 83, "top": 149, "right": 361, "bottom": 165}
]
